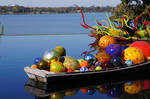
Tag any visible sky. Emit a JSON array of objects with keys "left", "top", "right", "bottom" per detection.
[{"left": 0, "top": 0, "right": 121, "bottom": 7}]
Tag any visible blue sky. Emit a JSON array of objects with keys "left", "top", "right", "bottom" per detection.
[{"left": 0, "top": 0, "right": 121, "bottom": 7}]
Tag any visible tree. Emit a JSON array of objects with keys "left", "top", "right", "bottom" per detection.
[{"left": 111, "top": 0, "right": 150, "bottom": 20}]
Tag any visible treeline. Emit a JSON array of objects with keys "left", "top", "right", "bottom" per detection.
[{"left": 0, "top": 5, "right": 114, "bottom": 14}]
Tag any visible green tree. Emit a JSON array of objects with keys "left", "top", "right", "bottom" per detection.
[{"left": 111, "top": 0, "right": 150, "bottom": 20}]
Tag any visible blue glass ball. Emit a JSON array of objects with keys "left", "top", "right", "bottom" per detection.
[
  {"left": 86, "top": 89, "right": 96, "bottom": 95},
  {"left": 34, "top": 57, "right": 42, "bottom": 64},
  {"left": 121, "top": 46, "right": 128, "bottom": 51},
  {"left": 107, "top": 87, "right": 122, "bottom": 97},
  {"left": 95, "top": 62, "right": 102, "bottom": 67},
  {"left": 111, "top": 56, "right": 123, "bottom": 67},
  {"left": 125, "top": 60, "right": 133, "bottom": 66},
  {"left": 125, "top": 82, "right": 132, "bottom": 86},
  {"left": 84, "top": 54, "right": 95, "bottom": 61},
  {"left": 80, "top": 67, "right": 88, "bottom": 72},
  {"left": 106, "top": 44, "right": 122, "bottom": 56}
]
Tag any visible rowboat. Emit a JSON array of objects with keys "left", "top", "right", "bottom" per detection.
[{"left": 24, "top": 60, "right": 150, "bottom": 83}]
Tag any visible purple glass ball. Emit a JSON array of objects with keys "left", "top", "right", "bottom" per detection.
[{"left": 106, "top": 44, "right": 122, "bottom": 57}]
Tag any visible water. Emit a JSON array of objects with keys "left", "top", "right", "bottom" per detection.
[
  {"left": 0, "top": 34, "right": 96, "bottom": 99},
  {"left": 0, "top": 13, "right": 108, "bottom": 35},
  {"left": 0, "top": 13, "right": 150, "bottom": 99}
]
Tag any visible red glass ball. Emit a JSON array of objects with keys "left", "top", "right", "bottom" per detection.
[{"left": 102, "top": 61, "right": 112, "bottom": 69}]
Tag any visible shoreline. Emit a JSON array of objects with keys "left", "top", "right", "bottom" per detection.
[
  {"left": 2, "top": 33, "right": 89, "bottom": 36},
  {"left": 0, "top": 12, "right": 109, "bottom": 15}
]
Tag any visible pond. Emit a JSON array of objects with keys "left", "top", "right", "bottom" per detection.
[
  {"left": 1, "top": 35, "right": 150, "bottom": 99},
  {"left": 0, "top": 13, "right": 150, "bottom": 99}
]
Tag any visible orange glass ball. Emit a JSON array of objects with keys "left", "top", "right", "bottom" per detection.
[
  {"left": 80, "top": 88, "right": 88, "bottom": 93},
  {"left": 31, "top": 64, "right": 38, "bottom": 69},
  {"left": 80, "top": 60, "right": 89, "bottom": 67},
  {"left": 98, "top": 35, "right": 116, "bottom": 49},
  {"left": 96, "top": 51, "right": 111, "bottom": 63}
]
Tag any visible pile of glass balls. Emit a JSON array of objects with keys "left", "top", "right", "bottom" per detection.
[{"left": 30, "top": 35, "right": 150, "bottom": 73}]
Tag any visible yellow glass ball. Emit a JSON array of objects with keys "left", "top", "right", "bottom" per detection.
[
  {"left": 50, "top": 61, "right": 65, "bottom": 73},
  {"left": 124, "top": 47, "right": 145, "bottom": 64},
  {"left": 51, "top": 93, "right": 64, "bottom": 99},
  {"left": 124, "top": 81, "right": 143, "bottom": 94}
]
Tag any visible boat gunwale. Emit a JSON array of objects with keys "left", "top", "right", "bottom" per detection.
[
  {"left": 45, "top": 60, "right": 150, "bottom": 77},
  {"left": 25, "top": 61, "right": 150, "bottom": 77}
]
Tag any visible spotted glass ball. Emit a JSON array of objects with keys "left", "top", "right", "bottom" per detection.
[
  {"left": 124, "top": 47, "right": 145, "bottom": 64},
  {"left": 80, "top": 60, "right": 89, "bottom": 67},
  {"left": 98, "top": 35, "right": 116, "bottom": 49},
  {"left": 124, "top": 81, "right": 143, "bottom": 94},
  {"left": 106, "top": 44, "right": 122, "bottom": 57},
  {"left": 84, "top": 54, "right": 95, "bottom": 61},
  {"left": 111, "top": 56, "right": 123, "bottom": 67},
  {"left": 96, "top": 51, "right": 111, "bottom": 63}
]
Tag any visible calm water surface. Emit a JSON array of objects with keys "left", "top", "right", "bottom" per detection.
[
  {"left": 0, "top": 13, "right": 108, "bottom": 35},
  {"left": 0, "top": 35, "right": 96, "bottom": 99},
  {"left": 0, "top": 13, "right": 150, "bottom": 99}
]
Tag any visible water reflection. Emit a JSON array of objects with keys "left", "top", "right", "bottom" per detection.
[{"left": 24, "top": 78, "right": 150, "bottom": 99}]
